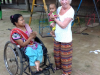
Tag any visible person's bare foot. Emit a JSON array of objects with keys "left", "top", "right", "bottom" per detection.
[
  {"left": 39, "top": 68, "right": 42, "bottom": 71},
  {"left": 34, "top": 66, "right": 42, "bottom": 71},
  {"left": 35, "top": 61, "right": 40, "bottom": 71}
]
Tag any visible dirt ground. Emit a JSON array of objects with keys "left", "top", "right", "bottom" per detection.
[{"left": 0, "top": 9, "right": 100, "bottom": 75}]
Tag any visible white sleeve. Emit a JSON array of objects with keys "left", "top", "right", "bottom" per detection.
[{"left": 66, "top": 8, "right": 75, "bottom": 20}]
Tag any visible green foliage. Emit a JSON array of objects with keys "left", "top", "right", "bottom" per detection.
[
  {"left": 20, "top": 11, "right": 36, "bottom": 14},
  {"left": 31, "top": 19, "right": 39, "bottom": 25},
  {"left": 30, "top": 18, "right": 49, "bottom": 26},
  {"left": 80, "top": 18, "right": 85, "bottom": 24},
  {"left": 73, "top": 17, "right": 85, "bottom": 26},
  {"left": 20, "top": 11, "right": 30, "bottom": 13}
]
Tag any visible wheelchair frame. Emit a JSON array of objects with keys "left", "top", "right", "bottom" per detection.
[{"left": 4, "top": 37, "right": 54, "bottom": 75}]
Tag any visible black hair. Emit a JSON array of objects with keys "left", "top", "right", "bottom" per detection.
[{"left": 10, "top": 14, "right": 22, "bottom": 25}]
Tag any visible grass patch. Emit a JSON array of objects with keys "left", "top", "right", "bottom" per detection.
[
  {"left": 20, "top": 11, "right": 36, "bottom": 14},
  {"left": 85, "top": 64, "right": 90, "bottom": 67},
  {"left": 74, "top": 17, "right": 85, "bottom": 25},
  {"left": 73, "top": 17, "right": 86, "bottom": 27},
  {"left": 31, "top": 18, "right": 49, "bottom": 26},
  {"left": 52, "top": 52, "right": 54, "bottom": 56},
  {"left": 20, "top": 10, "right": 30, "bottom": 13}
]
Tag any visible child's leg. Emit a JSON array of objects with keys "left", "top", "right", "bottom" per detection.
[
  {"left": 50, "top": 30, "right": 55, "bottom": 37},
  {"left": 50, "top": 22, "right": 55, "bottom": 28},
  {"left": 52, "top": 26, "right": 56, "bottom": 31}
]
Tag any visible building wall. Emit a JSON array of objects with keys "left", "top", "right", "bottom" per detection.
[
  {"left": 12, "top": 0, "right": 25, "bottom": 4},
  {"left": 29, "top": 0, "right": 100, "bottom": 7},
  {"left": 29, "top": 0, "right": 56, "bottom": 4},
  {"left": 11, "top": 0, "right": 100, "bottom": 7},
  {"left": 71, "top": 0, "right": 100, "bottom": 7}
]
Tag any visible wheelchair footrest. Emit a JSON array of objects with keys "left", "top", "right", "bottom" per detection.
[{"left": 31, "top": 63, "right": 54, "bottom": 75}]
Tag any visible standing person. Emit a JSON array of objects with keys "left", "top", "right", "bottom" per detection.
[
  {"left": 50, "top": 0, "right": 74, "bottom": 75},
  {"left": 10, "top": 14, "right": 43, "bottom": 71},
  {"left": 0, "top": 0, "right": 2, "bottom": 20}
]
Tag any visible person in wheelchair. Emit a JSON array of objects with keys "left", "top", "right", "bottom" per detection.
[{"left": 10, "top": 14, "right": 43, "bottom": 72}]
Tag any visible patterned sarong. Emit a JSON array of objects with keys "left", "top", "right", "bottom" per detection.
[{"left": 54, "top": 40, "right": 73, "bottom": 74}]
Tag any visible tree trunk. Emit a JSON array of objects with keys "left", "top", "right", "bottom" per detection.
[{"left": 25, "top": 0, "right": 31, "bottom": 12}]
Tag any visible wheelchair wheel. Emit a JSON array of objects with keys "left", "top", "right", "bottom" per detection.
[
  {"left": 43, "top": 69, "right": 50, "bottom": 75},
  {"left": 4, "top": 41, "right": 23, "bottom": 75}
]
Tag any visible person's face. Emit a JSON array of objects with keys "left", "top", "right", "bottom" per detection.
[
  {"left": 60, "top": 0, "right": 70, "bottom": 8},
  {"left": 49, "top": 5, "right": 56, "bottom": 13},
  {"left": 15, "top": 16, "right": 25, "bottom": 26}
]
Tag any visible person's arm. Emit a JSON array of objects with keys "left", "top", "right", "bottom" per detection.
[
  {"left": 50, "top": 7, "right": 74, "bottom": 29},
  {"left": 14, "top": 32, "right": 36, "bottom": 47},
  {"left": 54, "top": 18, "right": 72, "bottom": 29},
  {"left": 15, "top": 37, "right": 33, "bottom": 47},
  {"left": 50, "top": 14, "right": 72, "bottom": 29}
]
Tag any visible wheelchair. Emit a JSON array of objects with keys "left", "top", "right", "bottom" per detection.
[{"left": 4, "top": 37, "right": 54, "bottom": 75}]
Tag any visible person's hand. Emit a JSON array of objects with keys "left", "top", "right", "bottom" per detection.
[
  {"left": 56, "top": 14, "right": 59, "bottom": 18},
  {"left": 50, "top": 31, "right": 56, "bottom": 37},
  {"left": 29, "top": 31, "right": 37, "bottom": 39},
  {"left": 32, "top": 31, "right": 37, "bottom": 38},
  {"left": 32, "top": 31, "right": 37, "bottom": 35},
  {"left": 50, "top": 14, "right": 55, "bottom": 20},
  {"left": 50, "top": 22, "right": 55, "bottom": 27}
]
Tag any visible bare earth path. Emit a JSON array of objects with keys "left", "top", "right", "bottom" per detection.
[{"left": 0, "top": 9, "right": 100, "bottom": 75}]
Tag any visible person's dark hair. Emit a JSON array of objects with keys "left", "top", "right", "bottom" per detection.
[{"left": 10, "top": 14, "right": 22, "bottom": 25}]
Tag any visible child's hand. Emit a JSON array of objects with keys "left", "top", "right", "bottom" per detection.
[
  {"left": 50, "top": 14, "right": 56, "bottom": 20},
  {"left": 56, "top": 14, "right": 59, "bottom": 18},
  {"left": 50, "top": 23, "right": 55, "bottom": 27}
]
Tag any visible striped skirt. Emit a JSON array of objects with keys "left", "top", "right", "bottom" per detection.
[{"left": 54, "top": 40, "right": 73, "bottom": 74}]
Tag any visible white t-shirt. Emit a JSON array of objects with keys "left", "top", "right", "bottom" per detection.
[{"left": 54, "top": 6, "right": 75, "bottom": 43}]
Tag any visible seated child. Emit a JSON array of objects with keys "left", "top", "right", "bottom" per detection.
[
  {"left": 48, "top": 3, "right": 57, "bottom": 37},
  {"left": 10, "top": 14, "right": 43, "bottom": 71}
]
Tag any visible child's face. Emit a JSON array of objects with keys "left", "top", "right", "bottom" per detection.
[
  {"left": 49, "top": 4, "right": 56, "bottom": 13},
  {"left": 15, "top": 16, "right": 25, "bottom": 26}
]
